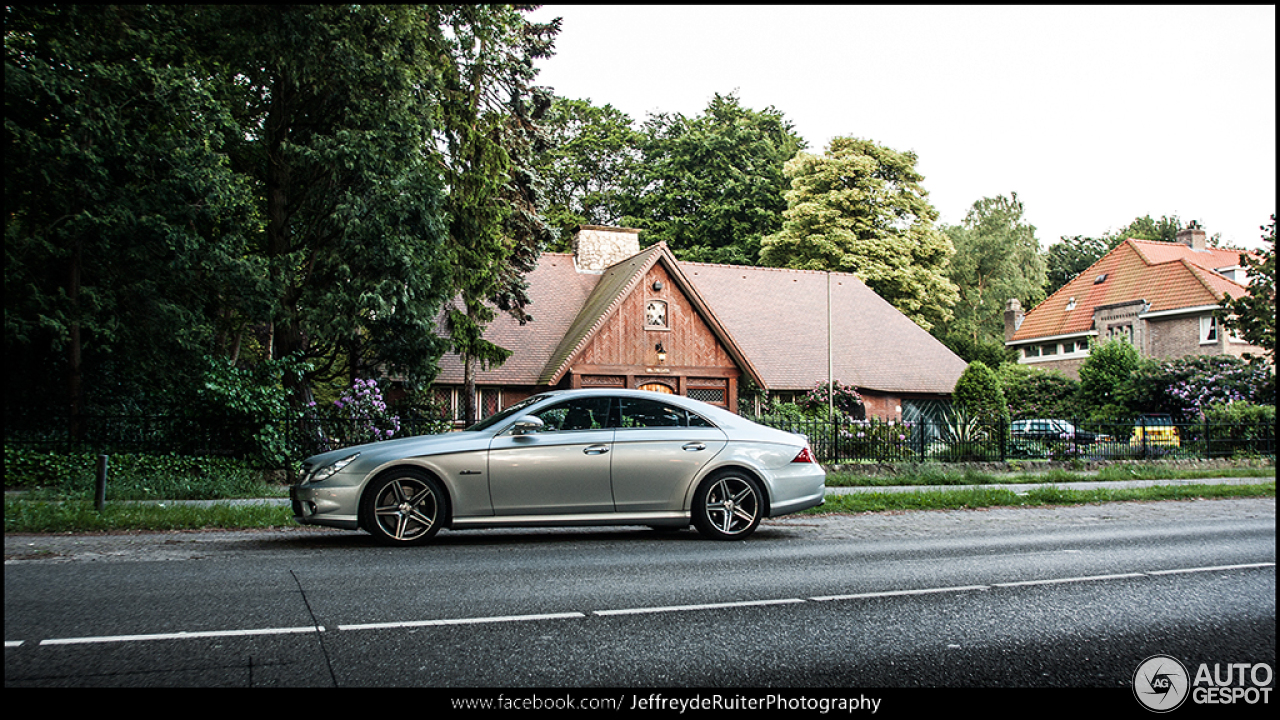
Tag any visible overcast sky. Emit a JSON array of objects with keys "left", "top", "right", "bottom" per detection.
[{"left": 526, "top": 5, "right": 1276, "bottom": 250}]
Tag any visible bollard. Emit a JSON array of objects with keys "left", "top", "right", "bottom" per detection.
[{"left": 95, "top": 454, "right": 108, "bottom": 512}]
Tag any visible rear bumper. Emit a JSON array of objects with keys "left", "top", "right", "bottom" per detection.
[{"left": 769, "top": 486, "right": 825, "bottom": 517}]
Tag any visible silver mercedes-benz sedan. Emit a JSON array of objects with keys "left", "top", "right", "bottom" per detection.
[{"left": 292, "top": 389, "right": 825, "bottom": 545}]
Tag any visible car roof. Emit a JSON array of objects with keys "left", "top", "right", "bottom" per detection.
[{"left": 531, "top": 388, "right": 745, "bottom": 426}]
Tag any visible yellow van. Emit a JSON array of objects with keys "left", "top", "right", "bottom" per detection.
[{"left": 1131, "top": 414, "right": 1180, "bottom": 448}]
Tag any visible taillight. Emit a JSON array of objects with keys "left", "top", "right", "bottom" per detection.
[{"left": 792, "top": 447, "right": 817, "bottom": 464}]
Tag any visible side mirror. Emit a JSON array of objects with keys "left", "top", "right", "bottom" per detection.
[{"left": 510, "top": 416, "right": 545, "bottom": 435}]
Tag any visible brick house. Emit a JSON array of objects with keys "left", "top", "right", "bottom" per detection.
[
  {"left": 431, "top": 226, "right": 967, "bottom": 421},
  {"left": 1004, "top": 224, "right": 1264, "bottom": 379}
]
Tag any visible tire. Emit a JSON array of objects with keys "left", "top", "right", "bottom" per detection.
[
  {"left": 360, "top": 469, "right": 447, "bottom": 546},
  {"left": 692, "top": 470, "right": 763, "bottom": 540}
]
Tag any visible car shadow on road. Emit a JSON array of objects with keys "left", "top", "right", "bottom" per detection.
[{"left": 273, "top": 523, "right": 806, "bottom": 549}]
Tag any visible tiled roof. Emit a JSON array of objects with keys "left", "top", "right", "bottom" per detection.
[
  {"left": 433, "top": 253, "right": 600, "bottom": 385},
  {"left": 681, "top": 262, "right": 967, "bottom": 393},
  {"left": 436, "top": 247, "right": 968, "bottom": 395},
  {"left": 1012, "top": 239, "right": 1251, "bottom": 342}
]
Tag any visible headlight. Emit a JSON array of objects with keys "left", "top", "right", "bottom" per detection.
[{"left": 308, "top": 453, "right": 360, "bottom": 483}]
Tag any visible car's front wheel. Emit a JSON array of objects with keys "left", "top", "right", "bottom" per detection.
[
  {"left": 360, "top": 469, "right": 447, "bottom": 546},
  {"left": 692, "top": 470, "right": 763, "bottom": 540}
]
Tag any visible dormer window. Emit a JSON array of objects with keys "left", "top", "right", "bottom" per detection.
[{"left": 1094, "top": 273, "right": 1108, "bottom": 285}]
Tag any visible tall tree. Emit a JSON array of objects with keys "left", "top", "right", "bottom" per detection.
[
  {"left": 5, "top": 5, "right": 263, "bottom": 427},
  {"left": 940, "top": 193, "right": 1047, "bottom": 363},
  {"left": 1219, "top": 215, "right": 1276, "bottom": 364},
  {"left": 759, "top": 136, "right": 958, "bottom": 331},
  {"left": 6, "top": 4, "right": 559, "bottom": 427},
  {"left": 206, "top": 5, "right": 459, "bottom": 406},
  {"left": 534, "top": 96, "right": 641, "bottom": 251},
  {"left": 622, "top": 93, "right": 805, "bottom": 265},
  {"left": 1045, "top": 234, "right": 1111, "bottom": 291},
  {"left": 429, "top": 5, "right": 558, "bottom": 423}
]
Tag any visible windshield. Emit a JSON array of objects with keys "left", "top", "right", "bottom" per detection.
[{"left": 464, "top": 394, "right": 550, "bottom": 432}]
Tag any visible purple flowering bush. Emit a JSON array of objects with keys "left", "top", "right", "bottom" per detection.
[
  {"left": 1123, "top": 355, "right": 1274, "bottom": 422},
  {"left": 327, "top": 378, "right": 402, "bottom": 447},
  {"left": 841, "top": 417, "right": 917, "bottom": 460}
]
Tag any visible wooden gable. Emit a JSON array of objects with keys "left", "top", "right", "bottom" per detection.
[
  {"left": 574, "top": 262, "right": 737, "bottom": 368},
  {"left": 558, "top": 247, "right": 751, "bottom": 409}
]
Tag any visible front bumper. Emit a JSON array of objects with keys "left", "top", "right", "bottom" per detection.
[{"left": 291, "top": 483, "right": 361, "bottom": 530}]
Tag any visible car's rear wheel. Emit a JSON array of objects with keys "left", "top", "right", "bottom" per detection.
[
  {"left": 692, "top": 470, "right": 763, "bottom": 540},
  {"left": 360, "top": 469, "right": 447, "bottom": 546}
]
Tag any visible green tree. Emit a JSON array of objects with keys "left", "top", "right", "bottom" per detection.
[
  {"left": 6, "top": 5, "right": 557, "bottom": 429},
  {"left": 1045, "top": 234, "right": 1110, "bottom": 290},
  {"left": 5, "top": 5, "right": 264, "bottom": 427},
  {"left": 997, "top": 364, "right": 1081, "bottom": 421},
  {"left": 1219, "top": 215, "right": 1275, "bottom": 364},
  {"left": 1077, "top": 337, "right": 1139, "bottom": 422},
  {"left": 534, "top": 96, "right": 642, "bottom": 251},
  {"left": 940, "top": 192, "right": 1047, "bottom": 363},
  {"left": 204, "top": 5, "right": 462, "bottom": 407},
  {"left": 952, "top": 361, "right": 1007, "bottom": 428},
  {"left": 759, "top": 136, "right": 958, "bottom": 331},
  {"left": 429, "top": 5, "right": 558, "bottom": 424},
  {"left": 623, "top": 93, "right": 806, "bottom": 265},
  {"left": 1115, "top": 214, "right": 1185, "bottom": 244}
]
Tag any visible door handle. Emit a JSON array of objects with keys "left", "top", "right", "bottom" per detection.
[
  {"left": 583, "top": 445, "right": 610, "bottom": 455},
  {"left": 682, "top": 442, "right": 706, "bottom": 451}
]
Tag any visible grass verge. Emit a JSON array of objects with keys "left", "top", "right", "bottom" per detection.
[
  {"left": 4, "top": 499, "right": 293, "bottom": 534},
  {"left": 4, "top": 479, "right": 1274, "bottom": 534},
  {"left": 809, "top": 481, "right": 1275, "bottom": 514},
  {"left": 825, "top": 464, "right": 1276, "bottom": 487}
]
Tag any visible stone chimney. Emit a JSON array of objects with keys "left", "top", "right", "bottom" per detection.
[
  {"left": 573, "top": 225, "right": 641, "bottom": 272},
  {"left": 1004, "top": 298, "right": 1024, "bottom": 341},
  {"left": 1176, "top": 221, "right": 1207, "bottom": 251}
]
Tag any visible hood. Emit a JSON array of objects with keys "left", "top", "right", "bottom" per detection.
[{"left": 303, "top": 431, "right": 490, "bottom": 468}]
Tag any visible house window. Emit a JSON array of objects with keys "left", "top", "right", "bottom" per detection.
[
  {"left": 687, "top": 387, "right": 725, "bottom": 405},
  {"left": 688, "top": 378, "right": 728, "bottom": 407},
  {"left": 1200, "top": 315, "right": 1218, "bottom": 343},
  {"left": 434, "top": 386, "right": 459, "bottom": 421},
  {"left": 1023, "top": 345, "right": 1041, "bottom": 358},
  {"left": 1108, "top": 324, "right": 1133, "bottom": 342},
  {"left": 479, "top": 388, "right": 501, "bottom": 418},
  {"left": 645, "top": 300, "right": 669, "bottom": 329}
]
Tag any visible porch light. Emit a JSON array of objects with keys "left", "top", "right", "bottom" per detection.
[{"left": 655, "top": 342, "right": 667, "bottom": 363}]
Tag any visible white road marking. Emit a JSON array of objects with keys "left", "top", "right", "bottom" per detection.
[
  {"left": 993, "top": 572, "right": 1145, "bottom": 587},
  {"left": 39, "top": 625, "right": 323, "bottom": 646},
  {"left": 11, "top": 562, "right": 1273, "bottom": 648},
  {"left": 810, "top": 585, "right": 990, "bottom": 602},
  {"left": 594, "top": 598, "right": 805, "bottom": 616},
  {"left": 1145, "top": 562, "right": 1275, "bottom": 575},
  {"left": 338, "top": 612, "right": 584, "bottom": 631}
]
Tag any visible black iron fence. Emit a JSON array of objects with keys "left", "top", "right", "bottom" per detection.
[
  {"left": 5, "top": 410, "right": 1274, "bottom": 465},
  {"left": 745, "top": 415, "right": 1275, "bottom": 464},
  {"left": 3, "top": 410, "right": 452, "bottom": 461}
]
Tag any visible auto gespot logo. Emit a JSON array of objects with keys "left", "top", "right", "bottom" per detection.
[{"left": 1134, "top": 655, "right": 1274, "bottom": 712}]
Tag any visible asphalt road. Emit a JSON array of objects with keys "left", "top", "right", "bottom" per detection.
[{"left": 5, "top": 497, "right": 1275, "bottom": 698}]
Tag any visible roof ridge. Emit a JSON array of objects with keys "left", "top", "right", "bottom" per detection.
[{"left": 679, "top": 259, "right": 863, "bottom": 280}]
